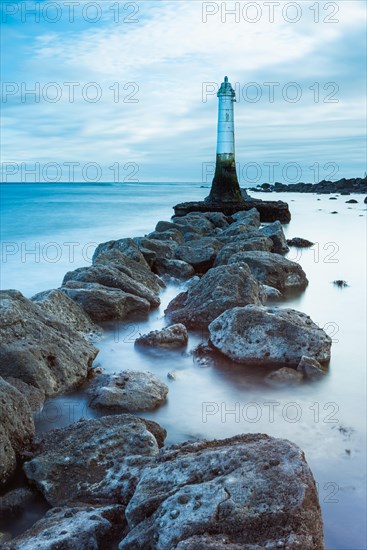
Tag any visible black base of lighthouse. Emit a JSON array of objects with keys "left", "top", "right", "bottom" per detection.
[{"left": 205, "top": 154, "right": 243, "bottom": 204}]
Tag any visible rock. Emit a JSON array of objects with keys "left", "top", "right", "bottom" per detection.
[
  {"left": 345, "top": 199, "right": 358, "bottom": 203},
  {"left": 167, "top": 371, "right": 177, "bottom": 380},
  {"left": 213, "top": 237, "right": 273, "bottom": 266},
  {"left": 23, "top": 414, "right": 166, "bottom": 506},
  {"left": 171, "top": 213, "right": 215, "bottom": 235},
  {"left": 134, "top": 237, "right": 177, "bottom": 261},
  {"left": 135, "top": 324, "right": 188, "bottom": 348},
  {"left": 263, "top": 285, "right": 283, "bottom": 301},
  {"left": 297, "top": 355, "right": 326, "bottom": 380},
  {"left": 92, "top": 237, "right": 150, "bottom": 267},
  {"left": 329, "top": 197, "right": 338, "bottom": 200},
  {"left": 230, "top": 207, "right": 260, "bottom": 225},
  {"left": 62, "top": 264, "right": 160, "bottom": 308},
  {"left": 119, "top": 434, "right": 324, "bottom": 549},
  {"left": 364, "top": 196, "right": 367, "bottom": 204},
  {"left": 192, "top": 343, "right": 216, "bottom": 368},
  {"left": 9, "top": 504, "right": 124, "bottom": 550},
  {"left": 0, "top": 377, "right": 35, "bottom": 486},
  {"left": 333, "top": 280, "right": 349, "bottom": 288},
  {"left": 209, "top": 305, "right": 332, "bottom": 366},
  {"left": 227, "top": 251, "right": 308, "bottom": 292},
  {"left": 154, "top": 258, "right": 195, "bottom": 280},
  {"left": 259, "top": 220, "right": 289, "bottom": 254},
  {"left": 165, "top": 264, "right": 264, "bottom": 330},
  {"left": 287, "top": 237, "right": 314, "bottom": 248},
  {"left": 93, "top": 249, "right": 164, "bottom": 293},
  {"left": 4, "top": 377, "right": 45, "bottom": 412},
  {"left": 0, "top": 487, "right": 36, "bottom": 518},
  {"left": 331, "top": 211, "right": 338, "bottom": 214},
  {"left": 203, "top": 212, "right": 230, "bottom": 229},
  {"left": 87, "top": 371, "right": 168, "bottom": 412},
  {"left": 31, "top": 288, "right": 101, "bottom": 340},
  {"left": 0, "top": 290, "right": 98, "bottom": 396},
  {"left": 147, "top": 228, "right": 184, "bottom": 244},
  {"left": 61, "top": 282, "right": 151, "bottom": 323},
  {"left": 220, "top": 216, "right": 260, "bottom": 240},
  {"left": 176, "top": 237, "right": 223, "bottom": 272},
  {"left": 265, "top": 367, "right": 304, "bottom": 386}
]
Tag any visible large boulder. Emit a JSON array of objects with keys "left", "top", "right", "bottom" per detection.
[
  {"left": 147, "top": 229, "right": 184, "bottom": 245},
  {"left": 62, "top": 264, "right": 160, "bottom": 308},
  {"left": 31, "top": 288, "right": 101, "bottom": 340},
  {"left": 171, "top": 213, "right": 215, "bottom": 235},
  {"left": 23, "top": 415, "right": 166, "bottom": 507},
  {"left": 93, "top": 249, "right": 163, "bottom": 293},
  {"left": 209, "top": 305, "right": 332, "bottom": 366},
  {"left": 3, "top": 377, "right": 45, "bottom": 413},
  {"left": 228, "top": 251, "right": 308, "bottom": 291},
  {"left": 259, "top": 220, "right": 289, "bottom": 254},
  {"left": 230, "top": 207, "right": 260, "bottom": 226},
  {"left": 175, "top": 237, "right": 223, "bottom": 272},
  {"left": 0, "top": 290, "right": 98, "bottom": 395},
  {"left": 154, "top": 258, "right": 195, "bottom": 280},
  {"left": 213, "top": 237, "right": 273, "bottom": 266},
  {"left": 92, "top": 238, "right": 149, "bottom": 267},
  {"left": 165, "top": 264, "right": 264, "bottom": 330},
  {"left": 120, "top": 434, "right": 324, "bottom": 549},
  {"left": 0, "top": 378, "right": 35, "bottom": 486},
  {"left": 9, "top": 504, "right": 124, "bottom": 550},
  {"left": 135, "top": 237, "right": 177, "bottom": 261},
  {"left": 87, "top": 371, "right": 169, "bottom": 411},
  {"left": 135, "top": 324, "right": 188, "bottom": 348},
  {"left": 61, "top": 282, "right": 151, "bottom": 323}
]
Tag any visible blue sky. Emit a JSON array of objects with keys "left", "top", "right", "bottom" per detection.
[{"left": 1, "top": 0, "right": 366, "bottom": 184}]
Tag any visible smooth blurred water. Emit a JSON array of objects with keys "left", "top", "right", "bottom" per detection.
[{"left": 1, "top": 183, "right": 366, "bottom": 549}]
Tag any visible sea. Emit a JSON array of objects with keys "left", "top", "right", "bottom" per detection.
[{"left": 0, "top": 182, "right": 366, "bottom": 549}]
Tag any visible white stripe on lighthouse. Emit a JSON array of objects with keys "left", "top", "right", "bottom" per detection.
[{"left": 216, "top": 76, "right": 236, "bottom": 157}]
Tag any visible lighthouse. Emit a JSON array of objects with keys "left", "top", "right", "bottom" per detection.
[{"left": 206, "top": 76, "right": 243, "bottom": 204}]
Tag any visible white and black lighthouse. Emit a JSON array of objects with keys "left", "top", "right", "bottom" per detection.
[{"left": 206, "top": 76, "right": 243, "bottom": 204}]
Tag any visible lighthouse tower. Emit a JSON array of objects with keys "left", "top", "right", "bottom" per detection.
[{"left": 206, "top": 76, "right": 243, "bottom": 204}]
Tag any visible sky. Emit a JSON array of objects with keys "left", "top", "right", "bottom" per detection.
[{"left": 1, "top": 0, "right": 366, "bottom": 184}]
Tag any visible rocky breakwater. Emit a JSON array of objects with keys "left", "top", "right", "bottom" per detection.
[
  {"left": 251, "top": 176, "right": 367, "bottom": 195},
  {"left": 1, "top": 204, "right": 327, "bottom": 548}
]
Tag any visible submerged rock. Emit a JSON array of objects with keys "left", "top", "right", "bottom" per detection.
[
  {"left": 119, "top": 434, "right": 324, "bottom": 549},
  {"left": 23, "top": 415, "right": 166, "bottom": 507},
  {"left": 165, "top": 264, "right": 264, "bottom": 330},
  {"left": 297, "top": 355, "right": 326, "bottom": 380},
  {"left": 259, "top": 220, "right": 289, "bottom": 254},
  {"left": 9, "top": 504, "right": 124, "bottom": 550},
  {"left": 228, "top": 251, "right": 308, "bottom": 292},
  {"left": 0, "top": 290, "right": 98, "bottom": 396},
  {"left": 135, "top": 324, "right": 188, "bottom": 349},
  {"left": 0, "top": 487, "right": 36, "bottom": 519},
  {"left": 265, "top": 367, "right": 304, "bottom": 386},
  {"left": 0, "top": 378, "right": 35, "bottom": 486},
  {"left": 62, "top": 282, "right": 151, "bottom": 323},
  {"left": 209, "top": 305, "right": 332, "bottom": 366},
  {"left": 87, "top": 371, "right": 169, "bottom": 411}
]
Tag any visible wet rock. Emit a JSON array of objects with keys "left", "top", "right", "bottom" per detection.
[
  {"left": 0, "top": 487, "right": 36, "bottom": 518},
  {"left": 331, "top": 211, "right": 338, "bottom": 214},
  {"left": 92, "top": 237, "right": 149, "bottom": 267},
  {"left": 265, "top": 367, "right": 304, "bottom": 386},
  {"left": 9, "top": 504, "right": 124, "bottom": 550},
  {"left": 167, "top": 371, "right": 177, "bottom": 380},
  {"left": 287, "top": 237, "right": 314, "bottom": 248},
  {"left": 228, "top": 251, "right": 308, "bottom": 292},
  {"left": 220, "top": 212, "right": 260, "bottom": 239},
  {"left": 120, "top": 434, "right": 324, "bottom": 549},
  {"left": 165, "top": 264, "right": 264, "bottom": 330},
  {"left": 62, "top": 264, "right": 160, "bottom": 308},
  {"left": 0, "top": 378, "right": 35, "bottom": 486},
  {"left": 171, "top": 213, "right": 215, "bottom": 235},
  {"left": 364, "top": 196, "right": 367, "bottom": 204},
  {"left": 209, "top": 305, "right": 332, "bottom": 366},
  {"left": 23, "top": 415, "right": 166, "bottom": 506},
  {"left": 0, "top": 290, "right": 98, "bottom": 396},
  {"left": 154, "top": 258, "right": 195, "bottom": 280},
  {"left": 4, "top": 377, "right": 45, "bottom": 413},
  {"left": 345, "top": 199, "right": 358, "bottom": 204},
  {"left": 31, "top": 288, "right": 101, "bottom": 340},
  {"left": 192, "top": 343, "right": 216, "bottom": 368},
  {"left": 176, "top": 237, "right": 223, "bottom": 272},
  {"left": 329, "top": 197, "right": 338, "bottom": 200},
  {"left": 93, "top": 249, "right": 164, "bottom": 293},
  {"left": 203, "top": 212, "right": 230, "bottom": 229},
  {"left": 87, "top": 371, "right": 168, "bottom": 412},
  {"left": 213, "top": 237, "right": 273, "bottom": 266},
  {"left": 134, "top": 237, "right": 177, "bottom": 261},
  {"left": 297, "top": 355, "right": 326, "bottom": 380},
  {"left": 147, "top": 228, "right": 184, "bottom": 244},
  {"left": 135, "top": 324, "right": 188, "bottom": 348},
  {"left": 259, "top": 220, "right": 289, "bottom": 255},
  {"left": 230, "top": 207, "right": 260, "bottom": 226},
  {"left": 263, "top": 285, "right": 283, "bottom": 302},
  {"left": 61, "top": 282, "right": 151, "bottom": 323},
  {"left": 333, "top": 280, "right": 349, "bottom": 288}
]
